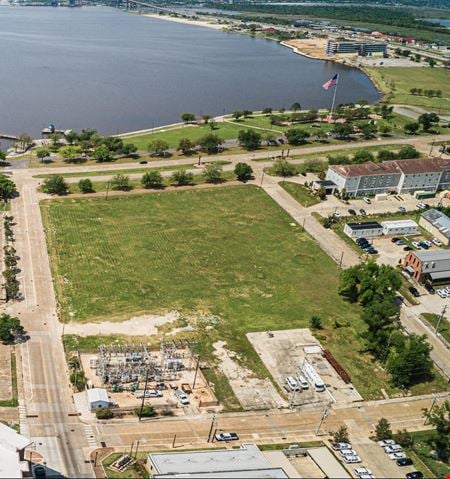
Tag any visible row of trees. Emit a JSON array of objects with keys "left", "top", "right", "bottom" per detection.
[
  {"left": 42, "top": 162, "right": 255, "bottom": 196},
  {"left": 2, "top": 215, "right": 21, "bottom": 302},
  {"left": 0, "top": 314, "right": 24, "bottom": 344},
  {"left": 327, "top": 145, "right": 420, "bottom": 166},
  {"left": 339, "top": 262, "right": 433, "bottom": 388},
  {"left": 410, "top": 88, "right": 442, "bottom": 98},
  {"left": 404, "top": 113, "right": 440, "bottom": 134}
]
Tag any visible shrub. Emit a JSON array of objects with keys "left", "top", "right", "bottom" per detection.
[
  {"left": 134, "top": 405, "right": 157, "bottom": 418},
  {"left": 238, "top": 129, "right": 262, "bottom": 150},
  {"left": 171, "top": 169, "right": 194, "bottom": 186},
  {"left": 95, "top": 408, "right": 114, "bottom": 419},
  {"left": 111, "top": 174, "right": 131, "bottom": 191},
  {"left": 234, "top": 162, "right": 253, "bottom": 182},
  {"left": 203, "top": 163, "right": 223, "bottom": 184},
  {"left": 78, "top": 178, "right": 94, "bottom": 193},
  {"left": 272, "top": 159, "right": 296, "bottom": 177},
  {"left": 42, "top": 176, "right": 69, "bottom": 195},
  {"left": 141, "top": 170, "right": 164, "bottom": 189}
]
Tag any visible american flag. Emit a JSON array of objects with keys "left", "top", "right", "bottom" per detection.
[{"left": 323, "top": 74, "right": 338, "bottom": 90}]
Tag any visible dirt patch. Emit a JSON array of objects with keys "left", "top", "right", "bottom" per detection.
[
  {"left": 213, "top": 340, "right": 287, "bottom": 410},
  {"left": 64, "top": 311, "right": 180, "bottom": 336},
  {"left": 0, "top": 345, "right": 12, "bottom": 401}
]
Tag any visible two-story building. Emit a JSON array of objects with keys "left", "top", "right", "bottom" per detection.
[
  {"left": 325, "top": 157, "right": 450, "bottom": 197},
  {"left": 403, "top": 249, "right": 450, "bottom": 284}
]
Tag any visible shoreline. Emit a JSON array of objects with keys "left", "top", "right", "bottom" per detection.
[{"left": 142, "top": 13, "right": 226, "bottom": 31}]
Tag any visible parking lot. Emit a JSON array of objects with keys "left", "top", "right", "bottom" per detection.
[{"left": 247, "top": 329, "right": 362, "bottom": 406}]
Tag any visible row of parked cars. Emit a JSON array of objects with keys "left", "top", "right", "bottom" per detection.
[
  {"left": 286, "top": 375, "right": 309, "bottom": 391},
  {"left": 355, "top": 237, "right": 378, "bottom": 255},
  {"left": 332, "top": 442, "right": 362, "bottom": 465},
  {"left": 377, "top": 439, "right": 422, "bottom": 477}
]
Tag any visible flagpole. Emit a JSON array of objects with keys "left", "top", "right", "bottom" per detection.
[{"left": 329, "top": 75, "right": 339, "bottom": 120}]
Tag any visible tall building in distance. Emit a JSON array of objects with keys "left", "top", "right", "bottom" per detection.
[{"left": 326, "top": 40, "right": 387, "bottom": 56}]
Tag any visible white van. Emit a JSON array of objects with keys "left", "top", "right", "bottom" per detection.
[
  {"left": 297, "top": 375, "right": 309, "bottom": 390},
  {"left": 286, "top": 376, "right": 299, "bottom": 391},
  {"left": 175, "top": 389, "right": 190, "bottom": 405}
]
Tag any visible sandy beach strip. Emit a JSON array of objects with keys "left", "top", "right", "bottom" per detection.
[{"left": 143, "top": 13, "right": 226, "bottom": 31}]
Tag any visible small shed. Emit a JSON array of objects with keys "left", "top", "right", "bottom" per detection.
[
  {"left": 381, "top": 219, "right": 418, "bottom": 236},
  {"left": 344, "top": 221, "right": 383, "bottom": 239},
  {"left": 87, "top": 388, "right": 110, "bottom": 409}
]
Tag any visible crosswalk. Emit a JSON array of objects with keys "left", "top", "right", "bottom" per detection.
[
  {"left": 18, "top": 401, "right": 29, "bottom": 437},
  {"left": 83, "top": 423, "right": 98, "bottom": 448}
]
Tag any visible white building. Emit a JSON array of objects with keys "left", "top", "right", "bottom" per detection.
[
  {"left": 148, "top": 443, "right": 289, "bottom": 478},
  {"left": 381, "top": 219, "right": 419, "bottom": 236},
  {"left": 344, "top": 221, "right": 383, "bottom": 239},
  {"left": 87, "top": 387, "right": 110, "bottom": 409},
  {"left": 420, "top": 209, "right": 450, "bottom": 246},
  {"left": 325, "top": 157, "right": 450, "bottom": 197},
  {"left": 0, "top": 422, "right": 32, "bottom": 478}
]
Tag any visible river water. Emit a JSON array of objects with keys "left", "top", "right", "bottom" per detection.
[{"left": 0, "top": 6, "right": 380, "bottom": 136}]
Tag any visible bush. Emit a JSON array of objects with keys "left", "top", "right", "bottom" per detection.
[
  {"left": 134, "top": 405, "right": 157, "bottom": 418},
  {"left": 171, "top": 169, "right": 194, "bottom": 186},
  {"left": 353, "top": 150, "right": 375, "bottom": 164},
  {"left": 397, "top": 145, "right": 419, "bottom": 159},
  {"left": 238, "top": 129, "right": 262, "bottom": 150},
  {"left": 141, "top": 170, "right": 164, "bottom": 189},
  {"left": 111, "top": 174, "right": 131, "bottom": 191},
  {"left": 69, "top": 370, "right": 86, "bottom": 392},
  {"left": 197, "top": 134, "right": 223, "bottom": 154},
  {"left": 272, "top": 159, "right": 296, "bottom": 177},
  {"left": 309, "top": 315, "right": 323, "bottom": 329},
  {"left": 95, "top": 408, "right": 114, "bottom": 419},
  {"left": 286, "top": 128, "right": 310, "bottom": 145},
  {"left": 203, "top": 163, "right": 223, "bottom": 183},
  {"left": 234, "top": 162, "right": 253, "bottom": 182},
  {"left": 78, "top": 178, "right": 94, "bottom": 193},
  {"left": 377, "top": 150, "right": 397, "bottom": 162},
  {"left": 42, "top": 176, "right": 69, "bottom": 195}
]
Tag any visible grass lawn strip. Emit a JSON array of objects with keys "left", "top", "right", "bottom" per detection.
[
  {"left": 279, "top": 182, "right": 321, "bottom": 207},
  {"left": 406, "top": 430, "right": 449, "bottom": 477},
  {"left": 42, "top": 186, "right": 448, "bottom": 403},
  {"left": 421, "top": 313, "right": 450, "bottom": 344}
]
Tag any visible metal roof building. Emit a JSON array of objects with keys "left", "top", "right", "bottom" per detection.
[
  {"left": 86, "top": 387, "right": 110, "bottom": 409},
  {"left": 404, "top": 249, "right": 450, "bottom": 283},
  {"left": 0, "top": 422, "right": 33, "bottom": 478},
  {"left": 420, "top": 209, "right": 450, "bottom": 245},
  {"left": 380, "top": 219, "right": 418, "bottom": 236},
  {"left": 148, "top": 444, "right": 288, "bottom": 478},
  {"left": 344, "top": 221, "right": 383, "bottom": 238}
]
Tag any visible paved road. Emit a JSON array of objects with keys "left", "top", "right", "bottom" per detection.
[{"left": 8, "top": 176, "right": 93, "bottom": 477}]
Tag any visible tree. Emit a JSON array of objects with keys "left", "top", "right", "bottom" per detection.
[
  {"left": 309, "top": 315, "right": 323, "bottom": 329},
  {"left": 404, "top": 122, "right": 420, "bottom": 135},
  {"left": 135, "top": 405, "right": 157, "bottom": 418},
  {"left": 65, "top": 130, "right": 78, "bottom": 145},
  {"left": 16, "top": 133, "right": 33, "bottom": 151},
  {"left": 272, "top": 159, "right": 296, "bottom": 177},
  {"left": 0, "top": 314, "right": 24, "bottom": 343},
  {"left": 262, "top": 107, "right": 273, "bottom": 115},
  {"left": 148, "top": 139, "right": 170, "bottom": 157},
  {"left": 93, "top": 144, "right": 113, "bottom": 162},
  {"left": 141, "top": 170, "right": 164, "bottom": 189},
  {"left": 70, "top": 369, "right": 86, "bottom": 392},
  {"left": 263, "top": 132, "right": 277, "bottom": 146},
  {"left": 397, "top": 145, "right": 419, "bottom": 159},
  {"left": 171, "top": 169, "right": 194, "bottom": 186},
  {"left": 238, "top": 129, "right": 262, "bottom": 150},
  {"left": 42, "top": 176, "right": 69, "bottom": 195},
  {"left": 377, "top": 149, "right": 397, "bottom": 162},
  {"left": 197, "top": 134, "right": 222, "bottom": 154},
  {"left": 78, "top": 179, "right": 94, "bottom": 193},
  {"left": 428, "top": 58, "right": 436, "bottom": 68},
  {"left": 387, "top": 334, "right": 433, "bottom": 388},
  {"left": 242, "top": 110, "right": 253, "bottom": 118},
  {"left": 0, "top": 175, "right": 17, "bottom": 202},
  {"left": 375, "top": 418, "right": 393, "bottom": 441},
  {"left": 360, "top": 123, "right": 377, "bottom": 139},
  {"left": 49, "top": 132, "right": 60, "bottom": 147},
  {"left": 59, "top": 145, "right": 82, "bottom": 161},
  {"left": 95, "top": 408, "right": 114, "bottom": 419},
  {"left": 422, "top": 400, "right": 450, "bottom": 462},
  {"left": 394, "top": 429, "right": 413, "bottom": 448},
  {"left": 203, "top": 163, "right": 223, "bottom": 183},
  {"left": 353, "top": 149, "right": 374, "bottom": 164},
  {"left": 202, "top": 114, "right": 211, "bottom": 124},
  {"left": 178, "top": 138, "right": 195, "bottom": 155},
  {"left": 36, "top": 147, "right": 50, "bottom": 163},
  {"left": 181, "top": 112, "right": 195, "bottom": 123},
  {"left": 120, "top": 143, "right": 138, "bottom": 156},
  {"left": 286, "top": 128, "right": 310, "bottom": 145},
  {"left": 378, "top": 124, "right": 392, "bottom": 136},
  {"left": 234, "top": 162, "right": 253, "bottom": 182},
  {"left": 232, "top": 111, "right": 243, "bottom": 121},
  {"left": 111, "top": 174, "right": 131, "bottom": 191},
  {"left": 333, "top": 425, "right": 349, "bottom": 444},
  {"left": 291, "top": 102, "right": 301, "bottom": 111},
  {"left": 379, "top": 104, "right": 393, "bottom": 119},
  {"left": 418, "top": 113, "right": 440, "bottom": 132},
  {"left": 209, "top": 120, "right": 218, "bottom": 130},
  {"left": 332, "top": 124, "right": 353, "bottom": 139}
]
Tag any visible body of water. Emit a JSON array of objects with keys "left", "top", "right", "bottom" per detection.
[
  {"left": 0, "top": 6, "right": 380, "bottom": 136},
  {"left": 420, "top": 18, "right": 450, "bottom": 28}
]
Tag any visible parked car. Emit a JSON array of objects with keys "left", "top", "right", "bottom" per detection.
[
  {"left": 422, "top": 240, "right": 432, "bottom": 247},
  {"left": 408, "top": 286, "right": 420, "bottom": 297},
  {"left": 363, "top": 197, "right": 371, "bottom": 204},
  {"left": 359, "top": 208, "right": 367, "bottom": 216},
  {"left": 286, "top": 376, "right": 300, "bottom": 391},
  {"left": 396, "top": 458, "right": 413, "bottom": 466},
  {"left": 432, "top": 238, "right": 442, "bottom": 247},
  {"left": 395, "top": 239, "right": 406, "bottom": 245},
  {"left": 403, "top": 246, "right": 413, "bottom": 251},
  {"left": 215, "top": 432, "right": 239, "bottom": 442},
  {"left": 340, "top": 449, "right": 358, "bottom": 457},
  {"left": 356, "top": 237, "right": 368, "bottom": 244},
  {"left": 406, "top": 472, "right": 423, "bottom": 479},
  {"left": 419, "top": 241, "right": 429, "bottom": 250},
  {"left": 139, "top": 160, "right": 148, "bottom": 164},
  {"left": 399, "top": 206, "right": 406, "bottom": 213},
  {"left": 33, "top": 466, "right": 47, "bottom": 479},
  {"left": 437, "top": 289, "right": 448, "bottom": 298},
  {"left": 391, "top": 237, "right": 400, "bottom": 243},
  {"left": 366, "top": 248, "right": 378, "bottom": 254},
  {"left": 343, "top": 455, "right": 362, "bottom": 464},
  {"left": 332, "top": 442, "right": 352, "bottom": 450},
  {"left": 297, "top": 375, "right": 309, "bottom": 390},
  {"left": 377, "top": 439, "right": 395, "bottom": 447},
  {"left": 425, "top": 283, "right": 435, "bottom": 294},
  {"left": 389, "top": 452, "right": 406, "bottom": 460},
  {"left": 175, "top": 389, "right": 190, "bottom": 405},
  {"left": 348, "top": 208, "right": 357, "bottom": 215},
  {"left": 358, "top": 241, "right": 370, "bottom": 248},
  {"left": 384, "top": 445, "right": 402, "bottom": 454},
  {"left": 355, "top": 467, "right": 373, "bottom": 476},
  {"left": 412, "top": 242, "right": 422, "bottom": 249},
  {"left": 416, "top": 202, "right": 427, "bottom": 210}
]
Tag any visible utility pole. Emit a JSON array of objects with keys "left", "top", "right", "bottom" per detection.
[
  {"left": 339, "top": 251, "right": 344, "bottom": 268},
  {"left": 172, "top": 433, "right": 177, "bottom": 448},
  {"left": 138, "top": 369, "right": 150, "bottom": 421},
  {"left": 192, "top": 355, "right": 200, "bottom": 390},
  {"left": 105, "top": 181, "right": 111, "bottom": 201},
  {"left": 435, "top": 304, "right": 447, "bottom": 334},
  {"left": 207, "top": 415, "right": 216, "bottom": 442},
  {"left": 315, "top": 403, "right": 330, "bottom": 436},
  {"left": 424, "top": 394, "right": 438, "bottom": 425},
  {"left": 429, "top": 139, "right": 435, "bottom": 157},
  {"left": 260, "top": 170, "right": 265, "bottom": 187}
]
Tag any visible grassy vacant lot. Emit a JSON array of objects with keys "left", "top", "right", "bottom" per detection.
[
  {"left": 406, "top": 430, "right": 449, "bottom": 477},
  {"left": 42, "top": 186, "right": 447, "bottom": 402},
  {"left": 422, "top": 313, "right": 450, "bottom": 343},
  {"left": 366, "top": 67, "right": 450, "bottom": 114},
  {"left": 280, "top": 182, "right": 321, "bottom": 207}
]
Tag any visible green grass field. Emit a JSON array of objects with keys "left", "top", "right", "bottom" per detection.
[
  {"left": 279, "top": 182, "right": 321, "bottom": 207},
  {"left": 366, "top": 67, "right": 450, "bottom": 114},
  {"left": 42, "top": 186, "right": 448, "bottom": 403},
  {"left": 406, "top": 430, "right": 449, "bottom": 477},
  {"left": 422, "top": 313, "right": 450, "bottom": 344}
]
